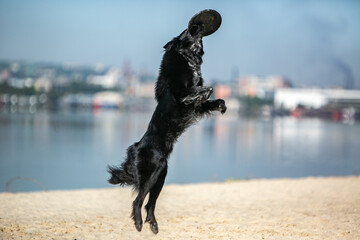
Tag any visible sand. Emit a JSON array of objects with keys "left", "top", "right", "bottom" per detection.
[{"left": 0, "top": 177, "right": 359, "bottom": 240}]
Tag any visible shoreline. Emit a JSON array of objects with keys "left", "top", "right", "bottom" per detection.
[{"left": 1, "top": 176, "right": 359, "bottom": 239}]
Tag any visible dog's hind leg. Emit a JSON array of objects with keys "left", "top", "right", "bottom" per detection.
[
  {"left": 132, "top": 189, "right": 147, "bottom": 232},
  {"left": 132, "top": 156, "right": 167, "bottom": 232},
  {"left": 145, "top": 165, "right": 167, "bottom": 234}
]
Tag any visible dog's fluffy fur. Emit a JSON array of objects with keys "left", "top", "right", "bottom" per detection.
[{"left": 108, "top": 26, "right": 226, "bottom": 234}]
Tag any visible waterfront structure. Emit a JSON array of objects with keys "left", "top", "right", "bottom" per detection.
[{"left": 274, "top": 88, "right": 360, "bottom": 110}]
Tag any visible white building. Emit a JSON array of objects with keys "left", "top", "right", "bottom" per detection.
[
  {"left": 134, "top": 83, "right": 155, "bottom": 98},
  {"left": 93, "top": 91, "right": 123, "bottom": 108},
  {"left": 87, "top": 67, "right": 122, "bottom": 89},
  {"left": 274, "top": 88, "right": 360, "bottom": 110}
]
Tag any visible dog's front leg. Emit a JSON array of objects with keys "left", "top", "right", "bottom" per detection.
[
  {"left": 196, "top": 99, "right": 227, "bottom": 114},
  {"left": 181, "top": 86, "right": 213, "bottom": 105}
]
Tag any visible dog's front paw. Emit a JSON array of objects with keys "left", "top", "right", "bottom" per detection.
[{"left": 217, "top": 99, "right": 227, "bottom": 114}]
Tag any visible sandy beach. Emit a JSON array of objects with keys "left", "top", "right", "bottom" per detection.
[{"left": 0, "top": 177, "right": 359, "bottom": 240}]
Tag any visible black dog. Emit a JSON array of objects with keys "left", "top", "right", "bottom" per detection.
[{"left": 108, "top": 10, "right": 226, "bottom": 234}]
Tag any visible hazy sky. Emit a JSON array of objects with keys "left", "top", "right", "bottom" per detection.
[{"left": 0, "top": 0, "right": 359, "bottom": 87}]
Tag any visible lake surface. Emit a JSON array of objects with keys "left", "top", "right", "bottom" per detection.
[{"left": 0, "top": 110, "right": 359, "bottom": 192}]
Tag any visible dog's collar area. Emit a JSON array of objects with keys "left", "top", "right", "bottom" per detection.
[{"left": 179, "top": 29, "right": 189, "bottom": 41}]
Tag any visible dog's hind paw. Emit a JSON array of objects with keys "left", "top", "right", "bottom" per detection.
[
  {"left": 149, "top": 221, "right": 159, "bottom": 234},
  {"left": 134, "top": 219, "right": 143, "bottom": 232},
  {"left": 145, "top": 216, "right": 159, "bottom": 234}
]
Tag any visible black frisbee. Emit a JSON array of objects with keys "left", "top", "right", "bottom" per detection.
[{"left": 188, "top": 9, "right": 222, "bottom": 37}]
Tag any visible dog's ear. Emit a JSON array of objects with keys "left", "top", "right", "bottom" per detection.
[
  {"left": 164, "top": 40, "right": 174, "bottom": 51},
  {"left": 164, "top": 29, "right": 188, "bottom": 50}
]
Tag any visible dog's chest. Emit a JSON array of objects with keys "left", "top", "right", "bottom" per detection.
[
  {"left": 178, "top": 44, "right": 203, "bottom": 85},
  {"left": 185, "top": 54, "right": 202, "bottom": 85},
  {"left": 190, "top": 64, "right": 201, "bottom": 85}
]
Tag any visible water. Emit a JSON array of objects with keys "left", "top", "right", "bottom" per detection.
[{"left": 0, "top": 110, "right": 359, "bottom": 192}]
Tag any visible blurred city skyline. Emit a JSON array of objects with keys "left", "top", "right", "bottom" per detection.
[{"left": 1, "top": 0, "right": 360, "bottom": 88}]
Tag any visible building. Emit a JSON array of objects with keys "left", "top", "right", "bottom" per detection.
[
  {"left": 86, "top": 67, "right": 122, "bottom": 89},
  {"left": 134, "top": 82, "right": 155, "bottom": 98},
  {"left": 93, "top": 91, "right": 123, "bottom": 109},
  {"left": 236, "top": 75, "right": 292, "bottom": 99},
  {"left": 274, "top": 88, "right": 360, "bottom": 110},
  {"left": 214, "top": 84, "right": 231, "bottom": 99}
]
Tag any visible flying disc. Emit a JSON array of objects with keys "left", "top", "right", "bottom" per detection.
[{"left": 188, "top": 9, "right": 222, "bottom": 37}]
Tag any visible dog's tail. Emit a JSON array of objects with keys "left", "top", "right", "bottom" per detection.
[{"left": 107, "top": 165, "right": 135, "bottom": 186}]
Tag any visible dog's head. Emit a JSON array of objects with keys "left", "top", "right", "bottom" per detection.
[{"left": 163, "top": 29, "right": 204, "bottom": 57}]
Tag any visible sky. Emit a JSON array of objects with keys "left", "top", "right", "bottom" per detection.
[{"left": 0, "top": 0, "right": 359, "bottom": 88}]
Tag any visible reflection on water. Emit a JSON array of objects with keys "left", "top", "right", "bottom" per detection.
[{"left": 0, "top": 111, "right": 359, "bottom": 192}]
